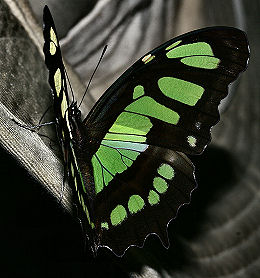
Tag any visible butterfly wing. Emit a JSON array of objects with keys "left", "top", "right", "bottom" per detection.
[
  {"left": 91, "top": 146, "right": 195, "bottom": 255},
  {"left": 85, "top": 27, "right": 249, "bottom": 155},
  {"left": 43, "top": 6, "right": 69, "bottom": 127},
  {"left": 80, "top": 27, "right": 249, "bottom": 255},
  {"left": 43, "top": 6, "right": 99, "bottom": 253}
]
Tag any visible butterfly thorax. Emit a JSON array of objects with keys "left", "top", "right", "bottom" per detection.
[{"left": 66, "top": 103, "right": 96, "bottom": 200}]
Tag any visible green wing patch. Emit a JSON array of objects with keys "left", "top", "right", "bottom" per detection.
[
  {"left": 92, "top": 140, "right": 148, "bottom": 194},
  {"left": 91, "top": 106, "right": 151, "bottom": 194},
  {"left": 158, "top": 77, "right": 204, "bottom": 106},
  {"left": 166, "top": 41, "right": 220, "bottom": 69}
]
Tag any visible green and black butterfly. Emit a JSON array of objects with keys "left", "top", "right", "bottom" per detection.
[{"left": 42, "top": 5, "right": 249, "bottom": 256}]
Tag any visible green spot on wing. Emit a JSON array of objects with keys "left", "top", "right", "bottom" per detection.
[
  {"left": 187, "top": 135, "right": 197, "bottom": 147},
  {"left": 103, "top": 169, "right": 113, "bottom": 186},
  {"left": 122, "top": 156, "right": 133, "bottom": 167},
  {"left": 158, "top": 77, "right": 204, "bottom": 106},
  {"left": 101, "top": 222, "right": 109, "bottom": 229},
  {"left": 104, "top": 133, "right": 146, "bottom": 143},
  {"left": 92, "top": 99, "right": 154, "bottom": 194},
  {"left": 157, "top": 163, "right": 174, "bottom": 180},
  {"left": 166, "top": 42, "right": 215, "bottom": 58},
  {"left": 92, "top": 140, "right": 148, "bottom": 194},
  {"left": 165, "top": 40, "right": 182, "bottom": 50},
  {"left": 148, "top": 190, "right": 160, "bottom": 205},
  {"left": 92, "top": 155, "right": 104, "bottom": 194},
  {"left": 54, "top": 68, "right": 61, "bottom": 96},
  {"left": 133, "top": 85, "right": 145, "bottom": 99},
  {"left": 96, "top": 145, "right": 127, "bottom": 176},
  {"left": 128, "top": 195, "right": 145, "bottom": 214},
  {"left": 50, "top": 27, "right": 58, "bottom": 45},
  {"left": 181, "top": 56, "right": 220, "bottom": 69},
  {"left": 153, "top": 177, "right": 168, "bottom": 193},
  {"left": 109, "top": 112, "right": 152, "bottom": 135},
  {"left": 120, "top": 149, "right": 139, "bottom": 160},
  {"left": 125, "top": 96, "right": 180, "bottom": 125},
  {"left": 111, "top": 205, "right": 127, "bottom": 226},
  {"left": 50, "top": 41, "right": 56, "bottom": 55},
  {"left": 166, "top": 41, "right": 220, "bottom": 69},
  {"left": 142, "top": 54, "right": 155, "bottom": 64}
]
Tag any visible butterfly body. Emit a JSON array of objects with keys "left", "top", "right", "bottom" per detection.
[{"left": 42, "top": 5, "right": 249, "bottom": 256}]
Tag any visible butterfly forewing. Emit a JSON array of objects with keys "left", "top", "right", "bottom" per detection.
[
  {"left": 42, "top": 6, "right": 98, "bottom": 253},
  {"left": 43, "top": 5, "right": 249, "bottom": 256},
  {"left": 85, "top": 27, "right": 249, "bottom": 155}
]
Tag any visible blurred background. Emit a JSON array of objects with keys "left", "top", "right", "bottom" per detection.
[{"left": 0, "top": 0, "right": 259, "bottom": 277}]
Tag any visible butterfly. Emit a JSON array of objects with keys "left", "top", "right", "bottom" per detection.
[{"left": 42, "top": 5, "right": 249, "bottom": 256}]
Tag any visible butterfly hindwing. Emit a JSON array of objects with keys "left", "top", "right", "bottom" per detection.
[
  {"left": 42, "top": 5, "right": 249, "bottom": 257},
  {"left": 93, "top": 146, "right": 195, "bottom": 255}
]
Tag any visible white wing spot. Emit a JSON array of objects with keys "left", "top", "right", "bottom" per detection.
[
  {"left": 195, "top": 121, "right": 201, "bottom": 130},
  {"left": 50, "top": 41, "right": 56, "bottom": 55},
  {"left": 61, "top": 92, "right": 68, "bottom": 118},
  {"left": 187, "top": 135, "right": 197, "bottom": 147},
  {"left": 50, "top": 27, "right": 58, "bottom": 45},
  {"left": 142, "top": 53, "right": 155, "bottom": 64},
  {"left": 54, "top": 68, "right": 61, "bottom": 96}
]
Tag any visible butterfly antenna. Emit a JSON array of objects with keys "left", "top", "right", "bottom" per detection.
[{"left": 78, "top": 45, "right": 108, "bottom": 108}]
